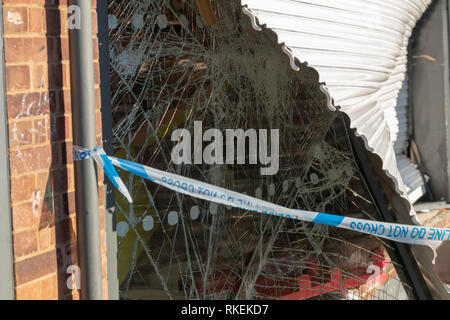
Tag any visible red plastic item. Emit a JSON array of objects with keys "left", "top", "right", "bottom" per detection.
[
  {"left": 190, "top": 266, "right": 389, "bottom": 300},
  {"left": 281, "top": 267, "right": 389, "bottom": 300},
  {"left": 370, "top": 248, "right": 387, "bottom": 270},
  {"left": 190, "top": 249, "right": 389, "bottom": 299}
]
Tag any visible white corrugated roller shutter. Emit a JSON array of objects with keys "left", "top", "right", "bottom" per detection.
[{"left": 241, "top": 0, "right": 431, "bottom": 209}]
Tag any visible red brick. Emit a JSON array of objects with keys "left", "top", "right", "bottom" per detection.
[
  {"left": 92, "top": 39, "right": 99, "bottom": 60},
  {"left": 96, "top": 135, "right": 103, "bottom": 147},
  {"left": 13, "top": 229, "right": 38, "bottom": 258},
  {"left": 28, "top": 0, "right": 56, "bottom": 6},
  {"left": 31, "top": 64, "right": 48, "bottom": 90},
  {"left": 8, "top": 120, "right": 33, "bottom": 148},
  {"left": 3, "top": 7, "right": 28, "bottom": 34},
  {"left": 4, "top": 37, "right": 47, "bottom": 64},
  {"left": 96, "top": 111, "right": 102, "bottom": 136},
  {"left": 67, "top": 165, "right": 74, "bottom": 191},
  {"left": 59, "top": 8, "right": 68, "bottom": 35},
  {"left": 36, "top": 170, "right": 51, "bottom": 193},
  {"left": 95, "top": 87, "right": 101, "bottom": 109},
  {"left": 15, "top": 281, "right": 41, "bottom": 300},
  {"left": 41, "top": 274, "right": 58, "bottom": 300},
  {"left": 62, "top": 89, "right": 72, "bottom": 114},
  {"left": 60, "top": 37, "right": 69, "bottom": 61},
  {"left": 93, "top": 61, "right": 100, "bottom": 84},
  {"left": 34, "top": 117, "right": 50, "bottom": 144},
  {"left": 102, "top": 255, "right": 107, "bottom": 279},
  {"left": 98, "top": 207, "right": 105, "bottom": 233},
  {"left": 62, "top": 62, "right": 70, "bottom": 88},
  {"left": 6, "top": 65, "right": 30, "bottom": 92},
  {"left": 29, "top": 8, "right": 45, "bottom": 33},
  {"left": 10, "top": 174, "right": 35, "bottom": 203},
  {"left": 98, "top": 184, "right": 104, "bottom": 207},
  {"left": 100, "top": 230, "right": 106, "bottom": 256},
  {"left": 11, "top": 202, "right": 40, "bottom": 230},
  {"left": 39, "top": 225, "right": 56, "bottom": 251},
  {"left": 6, "top": 91, "right": 54, "bottom": 119},
  {"left": 15, "top": 249, "right": 58, "bottom": 285},
  {"left": 4, "top": 0, "right": 33, "bottom": 3},
  {"left": 10, "top": 145, "right": 52, "bottom": 175}
]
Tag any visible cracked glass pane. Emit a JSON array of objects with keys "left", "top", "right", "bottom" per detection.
[{"left": 108, "top": 0, "right": 412, "bottom": 300}]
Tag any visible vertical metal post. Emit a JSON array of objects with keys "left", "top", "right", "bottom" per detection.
[
  {"left": 0, "top": 3, "right": 16, "bottom": 300},
  {"left": 68, "top": 0, "right": 103, "bottom": 299}
]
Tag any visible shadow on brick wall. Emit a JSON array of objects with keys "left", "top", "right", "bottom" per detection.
[{"left": 41, "top": 0, "right": 79, "bottom": 300}]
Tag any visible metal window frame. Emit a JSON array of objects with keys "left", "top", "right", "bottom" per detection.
[
  {"left": 443, "top": 0, "right": 450, "bottom": 201},
  {"left": 97, "top": 0, "right": 119, "bottom": 300},
  {"left": 0, "top": 4, "right": 16, "bottom": 300},
  {"left": 344, "top": 116, "right": 433, "bottom": 300}
]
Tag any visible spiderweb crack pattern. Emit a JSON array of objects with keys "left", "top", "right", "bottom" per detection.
[{"left": 108, "top": 0, "right": 412, "bottom": 300}]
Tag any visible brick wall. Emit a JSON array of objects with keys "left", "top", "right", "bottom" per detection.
[{"left": 3, "top": 0, "right": 108, "bottom": 300}]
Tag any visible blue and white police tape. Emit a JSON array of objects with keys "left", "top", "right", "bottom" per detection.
[{"left": 74, "top": 146, "right": 450, "bottom": 248}]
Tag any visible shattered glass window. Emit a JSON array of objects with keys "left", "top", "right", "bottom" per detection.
[{"left": 107, "top": 0, "right": 413, "bottom": 300}]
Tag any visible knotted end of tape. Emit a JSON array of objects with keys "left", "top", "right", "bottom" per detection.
[{"left": 73, "top": 146, "right": 133, "bottom": 203}]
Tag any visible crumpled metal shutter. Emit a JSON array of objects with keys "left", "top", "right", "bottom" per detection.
[{"left": 241, "top": 0, "right": 431, "bottom": 210}]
